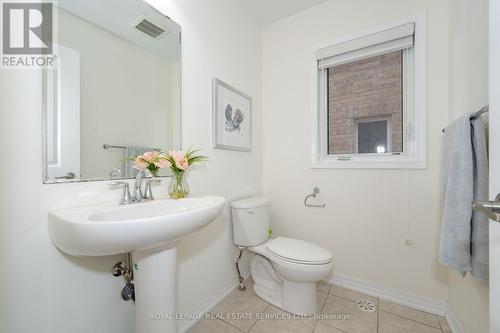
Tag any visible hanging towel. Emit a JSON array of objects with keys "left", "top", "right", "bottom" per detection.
[
  {"left": 439, "top": 113, "right": 489, "bottom": 280},
  {"left": 124, "top": 146, "right": 153, "bottom": 177},
  {"left": 439, "top": 114, "right": 474, "bottom": 274},
  {"left": 470, "top": 116, "right": 489, "bottom": 280}
]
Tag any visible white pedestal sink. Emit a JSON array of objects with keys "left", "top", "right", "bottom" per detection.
[{"left": 48, "top": 196, "right": 226, "bottom": 333}]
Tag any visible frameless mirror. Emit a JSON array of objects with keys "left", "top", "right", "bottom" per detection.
[{"left": 43, "top": 0, "right": 181, "bottom": 183}]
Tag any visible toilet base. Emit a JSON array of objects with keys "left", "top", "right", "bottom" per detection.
[
  {"left": 282, "top": 280, "right": 317, "bottom": 315},
  {"left": 250, "top": 254, "right": 318, "bottom": 315}
]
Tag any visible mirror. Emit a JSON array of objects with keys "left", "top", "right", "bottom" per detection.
[{"left": 43, "top": 0, "right": 181, "bottom": 183}]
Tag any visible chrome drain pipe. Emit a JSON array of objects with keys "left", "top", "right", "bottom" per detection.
[
  {"left": 234, "top": 246, "right": 246, "bottom": 291},
  {"left": 112, "top": 253, "right": 135, "bottom": 302}
]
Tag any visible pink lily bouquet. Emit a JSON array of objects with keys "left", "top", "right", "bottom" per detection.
[
  {"left": 130, "top": 148, "right": 208, "bottom": 199},
  {"left": 132, "top": 151, "right": 170, "bottom": 177}
]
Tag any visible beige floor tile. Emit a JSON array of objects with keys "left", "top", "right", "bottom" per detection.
[
  {"left": 330, "top": 286, "right": 378, "bottom": 306},
  {"left": 319, "top": 295, "right": 377, "bottom": 333},
  {"left": 313, "top": 322, "right": 346, "bottom": 333},
  {"left": 250, "top": 305, "right": 316, "bottom": 333},
  {"left": 212, "top": 289, "right": 269, "bottom": 332},
  {"left": 188, "top": 318, "right": 241, "bottom": 333},
  {"left": 438, "top": 316, "right": 452, "bottom": 333},
  {"left": 317, "top": 280, "right": 332, "bottom": 293},
  {"left": 379, "top": 300, "right": 439, "bottom": 328},
  {"left": 379, "top": 311, "right": 441, "bottom": 333}
]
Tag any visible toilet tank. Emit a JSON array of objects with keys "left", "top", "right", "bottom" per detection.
[{"left": 231, "top": 196, "right": 271, "bottom": 246}]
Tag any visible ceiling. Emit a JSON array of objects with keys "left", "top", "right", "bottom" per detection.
[{"left": 237, "top": 0, "right": 329, "bottom": 26}]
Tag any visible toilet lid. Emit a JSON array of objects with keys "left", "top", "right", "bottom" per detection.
[{"left": 266, "top": 237, "right": 333, "bottom": 264}]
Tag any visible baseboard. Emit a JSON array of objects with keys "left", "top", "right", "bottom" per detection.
[
  {"left": 325, "top": 273, "right": 448, "bottom": 317},
  {"left": 177, "top": 271, "right": 250, "bottom": 333},
  {"left": 445, "top": 306, "right": 464, "bottom": 333}
]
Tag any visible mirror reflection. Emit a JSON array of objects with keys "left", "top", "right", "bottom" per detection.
[{"left": 43, "top": 0, "right": 181, "bottom": 183}]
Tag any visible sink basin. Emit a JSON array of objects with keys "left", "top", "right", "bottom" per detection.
[
  {"left": 48, "top": 195, "right": 226, "bottom": 333},
  {"left": 49, "top": 196, "right": 226, "bottom": 256}
]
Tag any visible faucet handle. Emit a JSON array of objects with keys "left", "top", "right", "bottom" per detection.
[
  {"left": 143, "top": 179, "right": 161, "bottom": 201},
  {"left": 108, "top": 181, "right": 132, "bottom": 205}
]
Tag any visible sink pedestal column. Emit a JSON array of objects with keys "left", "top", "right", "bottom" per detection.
[{"left": 132, "top": 243, "right": 178, "bottom": 333}]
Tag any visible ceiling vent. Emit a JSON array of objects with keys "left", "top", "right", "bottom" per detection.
[{"left": 131, "top": 16, "right": 169, "bottom": 39}]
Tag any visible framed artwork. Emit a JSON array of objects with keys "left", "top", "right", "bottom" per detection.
[{"left": 212, "top": 78, "right": 252, "bottom": 151}]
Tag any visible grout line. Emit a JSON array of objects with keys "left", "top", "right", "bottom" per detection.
[
  {"left": 316, "top": 320, "right": 349, "bottom": 333},
  {"left": 247, "top": 303, "right": 271, "bottom": 333},
  {"left": 328, "top": 291, "right": 379, "bottom": 307},
  {"left": 379, "top": 309, "right": 441, "bottom": 330},
  {"left": 319, "top": 293, "right": 328, "bottom": 313},
  {"left": 316, "top": 287, "right": 331, "bottom": 294},
  {"left": 377, "top": 304, "right": 380, "bottom": 333},
  {"left": 217, "top": 319, "right": 246, "bottom": 333},
  {"left": 327, "top": 285, "right": 379, "bottom": 306},
  {"left": 312, "top": 320, "right": 319, "bottom": 333},
  {"left": 313, "top": 292, "right": 329, "bottom": 333},
  {"left": 218, "top": 317, "right": 246, "bottom": 332},
  {"left": 316, "top": 293, "right": 352, "bottom": 333}
]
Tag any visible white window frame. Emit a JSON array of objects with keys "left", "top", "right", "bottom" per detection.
[
  {"left": 311, "top": 14, "right": 426, "bottom": 169},
  {"left": 354, "top": 117, "right": 392, "bottom": 154}
]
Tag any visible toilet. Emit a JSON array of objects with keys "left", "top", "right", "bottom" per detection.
[{"left": 231, "top": 196, "right": 333, "bottom": 315}]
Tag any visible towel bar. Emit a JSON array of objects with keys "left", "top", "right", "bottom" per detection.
[
  {"left": 103, "top": 144, "right": 126, "bottom": 149},
  {"left": 473, "top": 193, "right": 500, "bottom": 223},
  {"left": 103, "top": 144, "right": 161, "bottom": 151},
  {"left": 442, "top": 105, "right": 489, "bottom": 133}
]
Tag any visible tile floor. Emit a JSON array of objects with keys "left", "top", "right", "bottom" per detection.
[{"left": 188, "top": 278, "right": 453, "bottom": 333}]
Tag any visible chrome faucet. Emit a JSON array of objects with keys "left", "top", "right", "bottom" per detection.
[
  {"left": 109, "top": 181, "right": 133, "bottom": 205},
  {"left": 109, "top": 169, "right": 161, "bottom": 205},
  {"left": 143, "top": 178, "right": 161, "bottom": 200},
  {"left": 131, "top": 169, "right": 148, "bottom": 203}
]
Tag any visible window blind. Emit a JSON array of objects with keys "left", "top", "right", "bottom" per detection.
[{"left": 317, "top": 23, "right": 414, "bottom": 69}]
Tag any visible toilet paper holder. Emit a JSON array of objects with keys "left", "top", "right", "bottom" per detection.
[{"left": 304, "top": 187, "right": 326, "bottom": 208}]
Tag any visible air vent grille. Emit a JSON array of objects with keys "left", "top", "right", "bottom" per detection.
[{"left": 133, "top": 18, "right": 166, "bottom": 39}]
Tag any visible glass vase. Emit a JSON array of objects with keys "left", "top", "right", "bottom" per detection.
[
  {"left": 168, "top": 170, "right": 189, "bottom": 199},
  {"left": 148, "top": 168, "right": 159, "bottom": 178}
]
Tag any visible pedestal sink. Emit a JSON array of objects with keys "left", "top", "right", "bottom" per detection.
[{"left": 48, "top": 196, "right": 226, "bottom": 333}]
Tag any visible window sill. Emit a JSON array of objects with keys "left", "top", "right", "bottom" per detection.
[{"left": 311, "top": 155, "right": 426, "bottom": 169}]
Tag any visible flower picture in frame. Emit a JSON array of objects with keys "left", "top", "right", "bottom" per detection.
[{"left": 212, "top": 78, "right": 252, "bottom": 151}]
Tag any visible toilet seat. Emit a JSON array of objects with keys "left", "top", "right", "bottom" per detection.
[{"left": 266, "top": 237, "right": 332, "bottom": 265}]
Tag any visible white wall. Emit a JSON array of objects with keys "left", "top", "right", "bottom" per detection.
[
  {"left": 261, "top": 0, "right": 450, "bottom": 301},
  {"left": 0, "top": 0, "right": 261, "bottom": 332},
  {"left": 447, "top": 0, "right": 489, "bottom": 332}
]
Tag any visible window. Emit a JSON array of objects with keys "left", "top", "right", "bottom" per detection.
[
  {"left": 355, "top": 117, "right": 392, "bottom": 154},
  {"left": 328, "top": 52, "right": 402, "bottom": 155},
  {"left": 312, "top": 18, "right": 426, "bottom": 168}
]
